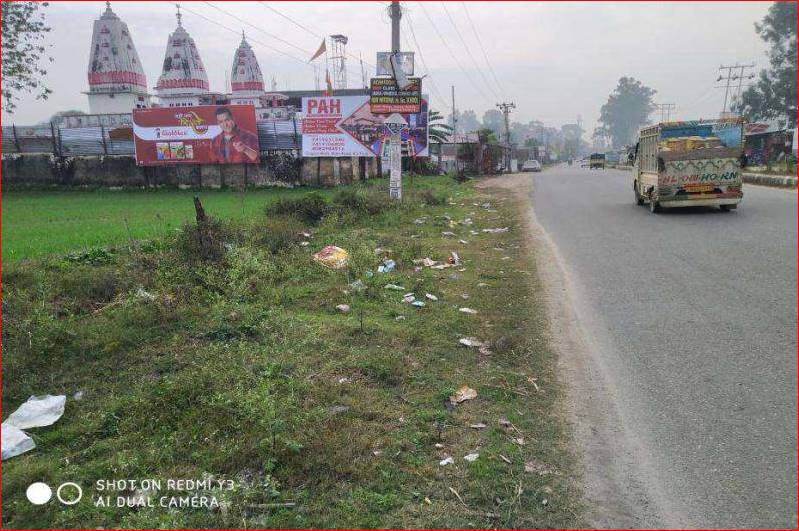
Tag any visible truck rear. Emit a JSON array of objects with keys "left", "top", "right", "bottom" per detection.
[{"left": 633, "top": 120, "right": 745, "bottom": 212}]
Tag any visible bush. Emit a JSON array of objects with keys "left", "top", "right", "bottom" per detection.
[
  {"left": 175, "top": 216, "right": 232, "bottom": 264},
  {"left": 257, "top": 216, "right": 306, "bottom": 254},
  {"left": 267, "top": 192, "right": 329, "bottom": 223},
  {"left": 418, "top": 189, "right": 447, "bottom": 206},
  {"left": 332, "top": 189, "right": 393, "bottom": 217}
]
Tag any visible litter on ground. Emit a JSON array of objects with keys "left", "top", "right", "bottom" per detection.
[
  {"left": 313, "top": 246, "right": 350, "bottom": 269},
  {"left": 378, "top": 259, "right": 396, "bottom": 273},
  {"left": 482, "top": 227, "right": 509, "bottom": 234},
  {"left": 403, "top": 293, "right": 415, "bottom": 303},
  {"left": 464, "top": 453, "right": 479, "bottom": 462},
  {"left": 439, "top": 456, "right": 454, "bottom": 466},
  {"left": 5, "top": 395, "right": 66, "bottom": 429},
  {"left": 450, "top": 385, "right": 478, "bottom": 404},
  {"left": 459, "top": 337, "right": 484, "bottom": 348},
  {"left": 411, "top": 300, "right": 426, "bottom": 308},
  {"left": 384, "top": 284, "right": 405, "bottom": 291},
  {"left": 459, "top": 308, "right": 478, "bottom": 314},
  {"left": 336, "top": 304, "right": 351, "bottom": 313},
  {"left": 470, "top": 423, "right": 487, "bottom": 429},
  {"left": 425, "top": 293, "right": 438, "bottom": 301}
]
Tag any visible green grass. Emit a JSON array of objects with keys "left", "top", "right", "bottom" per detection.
[
  {"left": 2, "top": 177, "right": 582, "bottom": 529},
  {"left": 1, "top": 188, "right": 330, "bottom": 263}
]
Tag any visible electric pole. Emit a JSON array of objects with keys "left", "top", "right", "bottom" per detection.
[
  {"left": 497, "top": 102, "right": 515, "bottom": 172},
  {"left": 655, "top": 103, "right": 676, "bottom": 122},
  {"left": 451, "top": 85, "right": 457, "bottom": 136},
  {"left": 390, "top": 0, "right": 401, "bottom": 53},
  {"left": 717, "top": 63, "right": 755, "bottom": 115}
]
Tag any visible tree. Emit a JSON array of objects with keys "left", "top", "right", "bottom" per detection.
[
  {"left": 428, "top": 109, "right": 454, "bottom": 144},
  {"left": 41, "top": 110, "right": 86, "bottom": 127},
  {"left": 482, "top": 109, "right": 504, "bottom": 138},
  {"left": 596, "top": 77, "right": 656, "bottom": 149},
  {"left": 2, "top": 2, "right": 52, "bottom": 114},
  {"left": 457, "top": 110, "right": 481, "bottom": 133},
  {"left": 735, "top": 2, "right": 797, "bottom": 127}
]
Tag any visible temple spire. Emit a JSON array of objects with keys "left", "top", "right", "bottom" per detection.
[{"left": 176, "top": 3, "right": 182, "bottom": 27}]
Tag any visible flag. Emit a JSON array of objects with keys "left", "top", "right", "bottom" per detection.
[
  {"left": 309, "top": 39, "right": 326, "bottom": 62},
  {"left": 325, "top": 69, "right": 333, "bottom": 95}
]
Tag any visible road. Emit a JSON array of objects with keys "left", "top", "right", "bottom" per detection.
[{"left": 528, "top": 164, "right": 797, "bottom": 528}]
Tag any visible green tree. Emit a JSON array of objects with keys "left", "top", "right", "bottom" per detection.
[
  {"left": 735, "top": 2, "right": 797, "bottom": 127},
  {"left": 2, "top": 2, "right": 52, "bottom": 114},
  {"left": 596, "top": 77, "right": 656, "bottom": 149},
  {"left": 428, "top": 109, "right": 454, "bottom": 144},
  {"left": 482, "top": 109, "right": 504, "bottom": 139}
]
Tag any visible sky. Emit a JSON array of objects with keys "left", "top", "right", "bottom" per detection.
[{"left": 2, "top": 1, "right": 771, "bottom": 135}]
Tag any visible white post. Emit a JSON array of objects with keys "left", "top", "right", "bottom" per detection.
[{"left": 384, "top": 113, "right": 408, "bottom": 200}]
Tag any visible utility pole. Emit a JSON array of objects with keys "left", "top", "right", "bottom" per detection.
[
  {"left": 496, "top": 102, "right": 515, "bottom": 172},
  {"left": 717, "top": 63, "right": 755, "bottom": 115},
  {"left": 655, "top": 103, "right": 676, "bottom": 122},
  {"left": 390, "top": 0, "right": 401, "bottom": 53},
  {"left": 451, "top": 85, "right": 457, "bottom": 136}
]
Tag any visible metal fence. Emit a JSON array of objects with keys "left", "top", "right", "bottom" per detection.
[{"left": 2, "top": 118, "right": 302, "bottom": 156}]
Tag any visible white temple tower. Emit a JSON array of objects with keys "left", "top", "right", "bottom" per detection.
[
  {"left": 86, "top": 2, "right": 150, "bottom": 114},
  {"left": 154, "top": 5, "right": 210, "bottom": 107},
  {"left": 230, "top": 32, "right": 265, "bottom": 107}
]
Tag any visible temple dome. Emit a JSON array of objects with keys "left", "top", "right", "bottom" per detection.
[
  {"left": 230, "top": 33, "right": 264, "bottom": 96},
  {"left": 155, "top": 8, "right": 209, "bottom": 97},
  {"left": 87, "top": 2, "right": 147, "bottom": 94}
]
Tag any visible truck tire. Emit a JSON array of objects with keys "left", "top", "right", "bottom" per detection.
[
  {"left": 720, "top": 204, "right": 732, "bottom": 212},
  {"left": 634, "top": 181, "right": 644, "bottom": 205},
  {"left": 649, "top": 198, "right": 660, "bottom": 213}
]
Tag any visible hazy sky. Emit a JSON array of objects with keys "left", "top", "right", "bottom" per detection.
[{"left": 2, "top": 1, "right": 771, "bottom": 134}]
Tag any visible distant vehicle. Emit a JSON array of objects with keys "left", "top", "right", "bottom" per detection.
[
  {"left": 589, "top": 153, "right": 605, "bottom": 169},
  {"left": 522, "top": 159, "right": 542, "bottom": 172},
  {"left": 632, "top": 119, "right": 744, "bottom": 213},
  {"left": 580, "top": 158, "right": 589, "bottom": 168}
]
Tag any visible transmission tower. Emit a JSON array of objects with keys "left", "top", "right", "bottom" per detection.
[
  {"left": 716, "top": 63, "right": 755, "bottom": 115},
  {"left": 329, "top": 34, "right": 348, "bottom": 90}
]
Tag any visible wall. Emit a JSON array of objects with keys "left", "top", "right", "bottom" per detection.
[{"left": 2, "top": 153, "right": 378, "bottom": 189}]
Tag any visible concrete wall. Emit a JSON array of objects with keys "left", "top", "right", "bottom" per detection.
[{"left": 2, "top": 153, "right": 379, "bottom": 189}]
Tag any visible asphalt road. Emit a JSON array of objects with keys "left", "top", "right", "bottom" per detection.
[{"left": 529, "top": 164, "right": 797, "bottom": 528}]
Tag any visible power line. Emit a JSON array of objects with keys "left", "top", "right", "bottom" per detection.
[
  {"left": 256, "top": 1, "right": 376, "bottom": 71},
  {"left": 440, "top": 2, "right": 499, "bottom": 100},
  {"left": 460, "top": 2, "right": 505, "bottom": 99},
  {"left": 402, "top": 11, "right": 448, "bottom": 110},
  {"left": 177, "top": 3, "right": 315, "bottom": 70},
  {"left": 416, "top": 2, "right": 491, "bottom": 101}
]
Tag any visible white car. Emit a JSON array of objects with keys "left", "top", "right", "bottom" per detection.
[{"left": 522, "top": 159, "right": 542, "bottom": 172}]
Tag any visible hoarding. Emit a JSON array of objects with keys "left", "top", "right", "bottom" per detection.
[
  {"left": 370, "top": 77, "right": 422, "bottom": 114},
  {"left": 301, "top": 95, "right": 428, "bottom": 158},
  {"left": 376, "top": 52, "right": 414, "bottom": 76},
  {"left": 133, "top": 105, "right": 260, "bottom": 165}
]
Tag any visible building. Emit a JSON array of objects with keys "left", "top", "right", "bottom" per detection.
[
  {"left": 229, "top": 33, "right": 265, "bottom": 107},
  {"left": 154, "top": 6, "right": 210, "bottom": 107},
  {"left": 85, "top": 2, "right": 150, "bottom": 114}
]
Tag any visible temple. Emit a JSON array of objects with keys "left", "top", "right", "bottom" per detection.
[
  {"left": 154, "top": 5, "right": 210, "bottom": 107},
  {"left": 85, "top": 2, "right": 150, "bottom": 114}
]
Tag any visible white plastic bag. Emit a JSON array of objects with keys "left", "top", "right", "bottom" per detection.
[
  {"left": 1, "top": 423, "right": 36, "bottom": 460},
  {"left": 5, "top": 395, "right": 66, "bottom": 429}
]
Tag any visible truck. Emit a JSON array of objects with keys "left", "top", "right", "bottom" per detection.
[
  {"left": 632, "top": 119, "right": 745, "bottom": 212},
  {"left": 589, "top": 153, "right": 606, "bottom": 169}
]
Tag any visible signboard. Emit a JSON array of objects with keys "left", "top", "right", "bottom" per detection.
[
  {"left": 376, "top": 52, "right": 414, "bottom": 76},
  {"left": 133, "top": 105, "right": 260, "bottom": 165},
  {"left": 301, "top": 95, "right": 428, "bottom": 158},
  {"left": 384, "top": 113, "right": 408, "bottom": 200},
  {"left": 370, "top": 77, "right": 422, "bottom": 114}
]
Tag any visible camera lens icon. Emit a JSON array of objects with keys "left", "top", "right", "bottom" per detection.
[
  {"left": 26, "top": 482, "right": 82, "bottom": 505},
  {"left": 56, "top": 482, "right": 83, "bottom": 505}
]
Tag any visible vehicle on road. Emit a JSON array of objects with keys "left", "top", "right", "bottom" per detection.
[
  {"left": 522, "top": 159, "right": 542, "bottom": 172},
  {"left": 633, "top": 119, "right": 745, "bottom": 213},
  {"left": 589, "top": 153, "right": 606, "bottom": 169}
]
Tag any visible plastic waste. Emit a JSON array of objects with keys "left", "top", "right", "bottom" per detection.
[
  {"left": 1, "top": 424, "right": 35, "bottom": 460},
  {"left": 411, "top": 300, "right": 426, "bottom": 308},
  {"left": 459, "top": 307, "right": 478, "bottom": 314},
  {"left": 464, "top": 453, "right": 479, "bottom": 462},
  {"left": 439, "top": 456, "right": 454, "bottom": 466},
  {"left": 5, "top": 395, "right": 66, "bottom": 429},
  {"left": 377, "top": 259, "right": 396, "bottom": 273},
  {"left": 384, "top": 284, "right": 405, "bottom": 291},
  {"left": 425, "top": 293, "right": 438, "bottom": 301},
  {"left": 459, "top": 337, "right": 484, "bottom": 348},
  {"left": 313, "top": 246, "right": 350, "bottom": 269},
  {"left": 336, "top": 304, "right": 351, "bottom": 313}
]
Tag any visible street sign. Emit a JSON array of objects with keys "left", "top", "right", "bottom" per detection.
[
  {"left": 376, "top": 52, "right": 414, "bottom": 77},
  {"left": 370, "top": 77, "right": 422, "bottom": 114}
]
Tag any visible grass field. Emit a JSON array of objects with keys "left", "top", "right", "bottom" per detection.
[
  {"left": 2, "top": 188, "right": 324, "bottom": 263},
  {"left": 2, "top": 177, "right": 581, "bottom": 528}
]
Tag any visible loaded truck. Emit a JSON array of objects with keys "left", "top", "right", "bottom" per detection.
[{"left": 632, "top": 119, "right": 745, "bottom": 212}]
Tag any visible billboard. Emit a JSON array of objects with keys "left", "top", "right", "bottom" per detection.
[
  {"left": 370, "top": 77, "right": 422, "bottom": 114},
  {"left": 375, "top": 52, "right": 414, "bottom": 76},
  {"left": 133, "top": 105, "right": 260, "bottom": 165},
  {"left": 301, "top": 95, "right": 428, "bottom": 158}
]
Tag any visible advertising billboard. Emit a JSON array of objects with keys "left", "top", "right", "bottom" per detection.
[
  {"left": 301, "top": 95, "right": 428, "bottom": 158},
  {"left": 133, "top": 105, "right": 260, "bottom": 165},
  {"left": 369, "top": 77, "right": 422, "bottom": 114},
  {"left": 375, "top": 52, "right": 414, "bottom": 76}
]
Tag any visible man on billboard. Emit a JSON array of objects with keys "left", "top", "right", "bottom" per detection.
[{"left": 210, "top": 106, "right": 259, "bottom": 163}]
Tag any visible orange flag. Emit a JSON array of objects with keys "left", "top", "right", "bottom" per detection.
[
  {"left": 309, "top": 39, "right": 326, "bottom": 62},
  {"left": 325, "top": 69, "right": 334, "bottom": 95}
]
